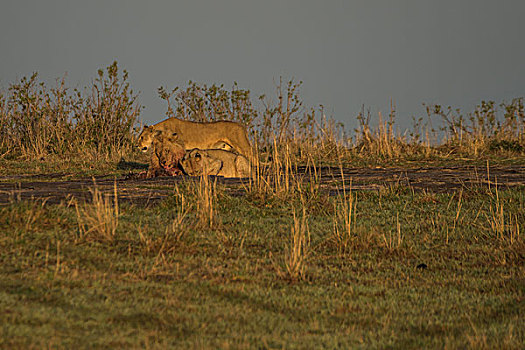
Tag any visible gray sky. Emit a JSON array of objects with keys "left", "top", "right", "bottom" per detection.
[{"left": 1, "top": 1, "right": 524, "bottom": 130}]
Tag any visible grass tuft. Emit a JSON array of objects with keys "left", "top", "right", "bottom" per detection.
[
  {"left": 280, "top": 199, "right": 310, "bottom": 281},
  {"left": 75, "top": 180, "right": 119, "bottom": 242}
]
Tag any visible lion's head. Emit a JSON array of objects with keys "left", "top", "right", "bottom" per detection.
[
  {"left": 137, "top": 125, "right": 158, "bottom": 153},
  {"left": 180, "top": 149, "right": 204, "bottom": 176},
  {"left": 153, "top": 132, "right": 185, "bottom": 170},
  {"left": 180, "top": 149, "right": 223, "bottom": 176}
]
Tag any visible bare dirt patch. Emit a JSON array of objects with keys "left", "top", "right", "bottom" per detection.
[{"left": 1, "top": 164, "right": 524, "bottom": 206}]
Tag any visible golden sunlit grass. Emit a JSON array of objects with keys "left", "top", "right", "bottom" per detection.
[
  {"left": 75, "top": 180, "right": 119, "bottom": 242},
  {"left": 164, "top": 185, "right": 190, "bottom": 241},
  {"left": 332, "top": 175, "right": 357, "bottom": 255},
  {"left": 2, "top": 64, "right": 524, "bottom": 169},
  {"left": 280, "top": 199, "right": 310, "bottom": 281},
  {"left": 0, "top": 62, "right": 140, "bottom": 162},
  {"left": 194, "top": 174, "right": 218, "bottom": 229},
  {"left": 487, "top": 181, "right": 521, "bottom": 245}
]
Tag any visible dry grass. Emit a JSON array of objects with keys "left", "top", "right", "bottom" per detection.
[
  {"left": 381, "top": 212, "right": 403, "bottom": 252},
  {"left": 165, "top": 185, "right": 190, "bottom": 241},
  {"left": 332, "top": 173, "right": 357, "bottom": 255},
  {"left": 158, "top": 79, "right": 524, "bottom": 166},
  {"left": 249, "top": 140, "right": 297, "bottom": 198},
  {"left": 0, "top": 62, "right": 140, "bottom": 161},
  {"left": 2, "top": 65, "right": 524, "bottom": 167},
  {"left": 425, "top": 99, "right": 525, "bottom": 156},
  {"left": 355, "top": 104, "right": 404, "bottom": 159},
  {"left": 280, "top": 200, "right": 310, "bottom": 281},
  {"left": 192, "top": 174, "right": 218, "bottom": 229},
  {"left": 75, "top": 180, "right": 119, "bottom": 242},
  {"left": 487, "top": 182, "right": 522, "bottom": 245}
]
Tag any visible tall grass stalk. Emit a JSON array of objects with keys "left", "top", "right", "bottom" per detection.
[
  {"left": 332, "top": 169, "right": 357, "bottom": 255},
  {"left": 283, "top": 201, "right": 310, "bottom": 281},
  {"left": 194, "top": 174, "right": 217, "bottom": 229},
  {"left": 354, "top": 103, "right": 408, "bottom": 159},
  {"left": 487, "top": 182, "right": 521, "bottom": 245},
  {"left": 248, "top": 138, "right": 298, "bottom": 200},
  {"left": 75, "top": 180, "right": 119, "bottom": 242},
  {"left": 381, "top": 212, "right": 403, "bottom": 252},
  {"left": 166, "top": 186, "right": 190, "bottom": 241},
  {"left": 446, "top": 189, "right": 464, "bottom": 244}
]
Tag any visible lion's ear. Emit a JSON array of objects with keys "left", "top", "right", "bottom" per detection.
[{"left": 208, "top": 159, "right": 222, "bottom": 175}]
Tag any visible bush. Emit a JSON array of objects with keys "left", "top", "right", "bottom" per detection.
[{"left": 0, "top": 61, "right": 141, "bottom": 160}]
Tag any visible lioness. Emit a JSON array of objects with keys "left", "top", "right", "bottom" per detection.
[
  {"left": 180, "top": 148, "right": 251, "bottom": 178},
  {"left": 147, "top": 131, "right": 185, "bottom": 177},
  {"left": 137, "top": 118, "right": 253, "bottom": 162}
]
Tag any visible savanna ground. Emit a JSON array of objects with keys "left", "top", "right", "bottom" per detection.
[{"left": 0, "top": 63, "right": 524, "bottom": 348}]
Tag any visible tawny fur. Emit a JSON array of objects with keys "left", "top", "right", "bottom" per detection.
[
  {"left": 146, "top": 131, "right": 185, "bottom": 177},
  {"left": 137, "top": 118, "right": 253, "bottom": 162},
  {"left": 180, "top": 148, "right": 251, "bottom": 178}
]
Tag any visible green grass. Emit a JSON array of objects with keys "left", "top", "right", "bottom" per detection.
[
  {"left": 1, "top": 179, "right": 523, "bottom": 349},
  {"left": 0, "top": 155, "right": 150, "bottom": 181},
  {"left": 2, "top": 65, "right": 524, "bottom": 348}
]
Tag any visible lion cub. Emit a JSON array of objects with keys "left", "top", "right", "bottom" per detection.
[
  {"left": 147, "top": 131, "right": 185, "bottom": 177},
  {"left": 180, "top": 148, "right": 251, "bottom": 178}
]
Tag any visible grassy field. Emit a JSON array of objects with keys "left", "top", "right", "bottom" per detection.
[
  {"left": 0, "top": 167, "right": 524, "bottom": 348},
  {"left": 1, "top": 64, "right": 524, "bottom": 348}
]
